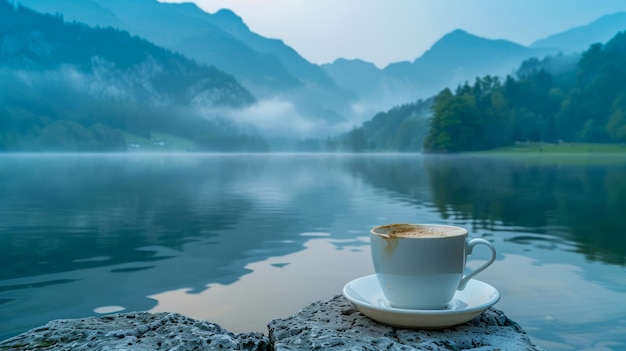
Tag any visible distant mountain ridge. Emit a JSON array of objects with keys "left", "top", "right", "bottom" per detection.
[
  {"left": 323, "top": 29, "right": 556, "bottom": 109},
  {"left": 531, "top": 12, "right": 626, "bottom": 53},
  {"left": 16, "top": 0, "right": 355, "bottom": 134},
  {"left": 1, "top": 2, "right": 253, "bottom": 108},
  {"left": 15, "top": 0, "right": 301, "bottom": 90},
  {"left": 10, "top": 0, "right": 626, "bottom": 143},
  {"left": 0, "top": 0, "right": 260, "bottom": 151},
  {"left": 386, "top": 29, "right": 550, "bottom": 84},
  {"left": 323, "top": 13, "right": 626, "bottom": 114}
]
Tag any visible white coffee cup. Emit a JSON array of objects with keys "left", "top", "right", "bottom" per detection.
[{"left": 370, "top": 223, "right": 496, "bottom": 310}]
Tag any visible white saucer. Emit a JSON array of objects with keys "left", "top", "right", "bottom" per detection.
[{"left": 342, "top": 274, "right": 500, "bottom": 329}]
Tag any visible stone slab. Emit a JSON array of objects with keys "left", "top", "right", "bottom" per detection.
[
  {"left": 1, "top": 295, "right": 543, "bottom": 350},
  {"left": 268, "top": 295, "right": 544, "bottom": 351},
  {"left": 0, "top": 312, "right": 269, "bottom": 350}
]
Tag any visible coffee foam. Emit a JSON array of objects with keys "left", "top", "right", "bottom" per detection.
[{"left": 385, "top": 225, "right": 465, "bottom": 238}]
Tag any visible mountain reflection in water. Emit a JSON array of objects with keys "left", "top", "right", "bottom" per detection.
[{"left": 0, "top": 153, "right": 625, "bottom": 350}]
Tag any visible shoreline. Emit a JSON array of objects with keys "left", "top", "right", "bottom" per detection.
[{"left": 0, "top": 296, "right": 544, "bottom": 351}]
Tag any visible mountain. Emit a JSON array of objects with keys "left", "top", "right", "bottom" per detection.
[
  {"left": 0, "top": 0, "right": 260, "bottom": 151},
  {"left": 531, "top": 12, "right": 626, "bottom": 53},
  {"left": 16, "top": 0, "right": 356, "bottom": 135},
  {"left": 15, "top": 0, "right": 298, "bottom": 91},
  {"left": 359, "top": 21, "right": 626, "bottom": 154},
  {"left": 323, "top": 29, "right": 556, "bottom": 111},
  {"left": 321, "top": 59, "right": 384, "bottom": 98},
  {"left": 13, "top": 0, "right": 626, "bottom": 144},
  {"left": 388, "top": 30, "right": 552, "bottom": 84}
]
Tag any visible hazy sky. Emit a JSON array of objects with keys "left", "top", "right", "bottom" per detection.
[{"left": 159, "top": 0, "right": 626, "bottom": 68}]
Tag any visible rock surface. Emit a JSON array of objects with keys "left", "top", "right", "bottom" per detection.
[
  {"left": 268, "top": 295, "right": 544, "bottom": 351},
  {"left": 1, "top": 295, "right": 543, "bottom": 350},
  {"left": 0, "top": 312, "right": 270, "bottom": 351}
]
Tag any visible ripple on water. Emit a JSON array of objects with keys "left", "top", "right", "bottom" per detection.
[
  {"left": 299, "top": 232, "right": 331, "bottom": 237},
  {"left": 93, "top": 306, "right": 126, "bottom": 314}
]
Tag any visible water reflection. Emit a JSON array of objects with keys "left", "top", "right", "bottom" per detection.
[
  {"left": 0, "top": 154, "right": 365, "bottom": 338},
  {"left": 149, "top": 237, "right": 372, "bottom": 333},
  {"left": 340, "top": 154, "right": 626, "bottom": 265},
  {"left": 1, "top": 153, "right": 625, "bottom": 350},
  {"left": 427, "top": 156, "right": 626, "bottom": 265}
]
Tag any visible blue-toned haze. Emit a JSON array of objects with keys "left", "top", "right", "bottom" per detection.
[
  {"left": 5, "top": 0, "right": 626, "bottom": 143},
  {"left": 160, "top": 0, "right": 626, "bottom": 68}
]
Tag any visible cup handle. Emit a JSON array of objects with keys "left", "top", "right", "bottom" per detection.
[{"left": 458, "top": 238, "right": 496, "bottom": 290}]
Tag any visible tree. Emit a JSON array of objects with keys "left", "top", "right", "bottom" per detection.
[
  {"left": 607, "top": 95, "right": 626, "bottom": 142},
  {"left": 424, "top": 88, "right": 483, "bottom": 153},
  {"left": 396, "top": 118, "right": 428, "bottom": 151},
  {"left": 557, "top": 33, "right": 626, "bottom": 142},
  {"left": 481, "top": 91, "right": 514, "bottom": 148},
  {"left": 345, "top": 127, "right": 367, "bottom": 152}
]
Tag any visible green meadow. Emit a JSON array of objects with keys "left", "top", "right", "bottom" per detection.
[{"left": 477, "top": 142, "right": 626, "bottom": 154}]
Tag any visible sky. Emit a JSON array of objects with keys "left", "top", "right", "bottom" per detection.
[{"left": 159, "top": 0, "right": 626, "bottom": 68}]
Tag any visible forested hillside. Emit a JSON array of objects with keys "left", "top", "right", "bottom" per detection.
[
  {"left": 16, "top": 0, "right": 354, "bottom": 133},
  {"left": 0, "top": 1, "right": 261, "bottom": 151},
  {"left": 335, "top": 29, "right": 626, "bottom": 153},
  {"left": 424, "top": 31, "right": 626, "bottom": 153}
]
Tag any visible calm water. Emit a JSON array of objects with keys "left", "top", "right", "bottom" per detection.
[{"left": 1, "top": 153, "right": 625, "bottom": 350}]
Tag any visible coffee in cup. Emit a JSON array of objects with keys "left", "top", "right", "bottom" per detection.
[{"left": 370, "top": 223, "right": 496, "bottom": 310}]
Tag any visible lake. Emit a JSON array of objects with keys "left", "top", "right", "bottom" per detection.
[{"left": 1, "top": 153, "right": 625, "bottom": 350}]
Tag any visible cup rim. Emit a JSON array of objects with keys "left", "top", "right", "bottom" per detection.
[{"left": 370, "top": 223, "right": 468, "bottom": 239}]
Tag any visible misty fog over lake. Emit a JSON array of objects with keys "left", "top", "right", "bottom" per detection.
[
  {"left": 1, "top": 153, "right": 625, "bottom": 350},
  {"left": 5, "top": 0, "right": 626, "bottom": 350}
]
